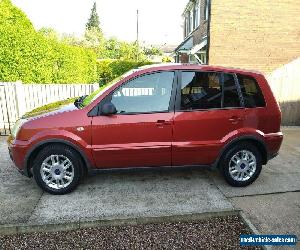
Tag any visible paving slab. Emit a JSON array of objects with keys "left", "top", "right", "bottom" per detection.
[
  {"left": 27, "top": 168, "right": 233, "bottom": 225},
  {"left": 230, "top": 192, "right": 300, "bottom": 236}
]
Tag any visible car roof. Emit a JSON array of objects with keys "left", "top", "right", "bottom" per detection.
[{"left": 137, "top": 63, "right": 263, "bottom": 76}]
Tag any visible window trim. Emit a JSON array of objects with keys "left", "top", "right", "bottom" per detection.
[
  {"left": 175, "top": 70, "right": 245, "bottom": 112},
  {"left": 96, "top": 70, "right": 178, "bottom": 116},
  {"left": 234, "top": 73, "right": 245, "bottom": 107}
]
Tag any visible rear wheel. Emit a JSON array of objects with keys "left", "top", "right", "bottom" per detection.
[
  {"left": 32, "top": 144, "right": 83, "bottom": 195},
  {"left": 220, "top": 142, "right": 262, "bottom": 187}
]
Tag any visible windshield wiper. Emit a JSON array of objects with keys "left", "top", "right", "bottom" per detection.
[{"left": 74, "top": 95, "right": 88, "bottom": 108}]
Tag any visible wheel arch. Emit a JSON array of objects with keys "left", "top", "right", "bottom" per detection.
[
  {"left": 25, "top": 139, "right": 93, "bottom": 177},
  {"left": 214, "top": 136, "right": 268, "bottom": 168}
]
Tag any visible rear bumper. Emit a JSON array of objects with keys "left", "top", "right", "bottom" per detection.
[
  {"left": 7, "top": 136, "right": 31, "bottom": 177},
  {"left": 267, "top": 152, "right": 279, "bottom": 161},
  {"left": 265, "top": 132, "right": 283, "bottom": 161}
]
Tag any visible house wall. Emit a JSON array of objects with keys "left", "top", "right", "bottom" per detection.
[
  {"left": 180, "top": 54, "right": 189, "bottom": 63},
  {"left": 191, "top": 22, "right": 207, "bottom": 46},
  {"left": 209, "top": 0, "right": 300, "bottom": 74},
  {"left": 209, "top": 0, "right": 300, "bottom": 125}
]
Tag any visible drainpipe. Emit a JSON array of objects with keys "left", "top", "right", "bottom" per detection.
[{"left": 206, "top": 0, "right": 212, "bottom": 65}]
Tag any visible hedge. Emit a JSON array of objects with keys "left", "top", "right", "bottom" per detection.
[
  {"left": 97, "top": 59, "right": 152, "bottom": 85},
  {"left": 0, "top": 0, "right": 97, "bottom": 83}
]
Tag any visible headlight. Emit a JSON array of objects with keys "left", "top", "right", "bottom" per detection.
[{"left": 11, "top": 119, "right": 27, "bottom": 138}]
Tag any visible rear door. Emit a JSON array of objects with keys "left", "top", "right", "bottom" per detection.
[
  {"left": 91, "top": 71, "right": 176, "bottom": 168},
  {"left": 172, "top": 70, "right": 245, "bottom": 166}
]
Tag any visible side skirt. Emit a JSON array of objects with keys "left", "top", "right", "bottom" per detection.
[{"left": 88, "top": 164, "right": 213, "bottom": 175}]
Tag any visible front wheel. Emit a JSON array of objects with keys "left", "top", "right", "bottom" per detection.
[
  {"left": 32, "top": 144, "right": 83, "bottom": 195},
  {"left": 220, "top": 143, "right": 262, "bottom": 187}
]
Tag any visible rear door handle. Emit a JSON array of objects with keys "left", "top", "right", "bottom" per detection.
[
  {"left": 156, "top": 120, "right": 172, "bottom": 126},
  {"left": 229, "top": 116, "right": 242, "bottom": 124}
]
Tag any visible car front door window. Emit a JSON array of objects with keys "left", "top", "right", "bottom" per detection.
[{"left": 110, "top": 72, "right": 175, "bottom": 114}]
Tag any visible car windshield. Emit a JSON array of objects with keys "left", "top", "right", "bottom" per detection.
[{"left": 81, "top": 69, "right": 138, "bottom": 107}]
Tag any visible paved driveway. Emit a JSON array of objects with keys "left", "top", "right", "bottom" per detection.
[
  {"left": 0, "top": 137, "right": 232, "bottom": 226},
  {"left": 0, "top": 128, "right": 299, "bottom": 237}
]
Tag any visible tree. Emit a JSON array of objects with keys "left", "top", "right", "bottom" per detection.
[
  {"left": 143, "top": 46, "right": 163, "bottom": 56},
  {"left": 0, "top": 0, "right": 97, "bottom": 83},
  {"left": 86, "top": 2, "right": 101, "bottom": 33},
  {"left": 38, "top": 27, "right": 58, "bottom": 41},
  {"left": 84, "top": 27, "right": 104, "bottom": 48}
]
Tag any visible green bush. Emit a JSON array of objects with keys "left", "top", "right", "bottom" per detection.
[
  {"left": 97, "top": 59, "right": 152, "bottom": 85},
  {"left": 0, "top": 0, "right": 97, "bottom": 83}
]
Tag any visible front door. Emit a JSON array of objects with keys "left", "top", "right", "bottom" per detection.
[
  {"left": 91, "top": 71, "right": 176, "bottom": 168},
  {"left": 173, "top": 70, "right": 245, "bottom": 166}
]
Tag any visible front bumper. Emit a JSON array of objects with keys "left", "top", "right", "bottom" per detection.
[{"left": 7, "top": 136, "right": 31, "bottom": 177}]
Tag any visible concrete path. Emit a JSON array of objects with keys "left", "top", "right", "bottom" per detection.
[{"left": 0, "top": 137, "right": 42, "bottom": 225}]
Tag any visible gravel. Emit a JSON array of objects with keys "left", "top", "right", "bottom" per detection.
[{"left": 0, "top": 215, "right": 261, "bottom": 250}]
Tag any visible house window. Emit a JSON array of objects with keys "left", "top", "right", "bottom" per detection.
[
  {"left": 194, "top": 1, "right": 200, "bottom": 28},
  {"left": 184, "top": 16, "right": 189, "bottom": 37},
  {"left": 189, "top": 10, "right": 193, "bottom": 32},
  {"left": 204, "top": 0, "right": 209, "bottom": 21}
]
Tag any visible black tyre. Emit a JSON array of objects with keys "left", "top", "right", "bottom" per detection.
[
  {"left": 220, "top": 142, "right": 262, "bottom": 187},
  {"left": 32, "top": 144, "right": 83, "bottom": 195}
]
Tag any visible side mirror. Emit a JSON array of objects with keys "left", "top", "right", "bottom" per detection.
[{"left": 101, "top": 102, "right": 117, "bottom": 116}]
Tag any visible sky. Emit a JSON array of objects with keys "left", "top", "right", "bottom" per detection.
[{"left": 12, "top": 0, "right": 189, "bottom": 46}]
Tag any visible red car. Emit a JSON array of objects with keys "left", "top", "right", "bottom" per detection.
[{"left": 7, "top": 64, "right": 283, "bottom": 194}]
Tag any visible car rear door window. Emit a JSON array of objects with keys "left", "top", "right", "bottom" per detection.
[
  {"left": 180, "top": 71, "right": 241, "bottom": 110},
  {"left": 237, "top": 74, "right": 266, "bottom": 108}
]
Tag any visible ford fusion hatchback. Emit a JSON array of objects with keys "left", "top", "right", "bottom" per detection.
[{"left": 7, "top": 64, "right": 283, "bottom": 194}]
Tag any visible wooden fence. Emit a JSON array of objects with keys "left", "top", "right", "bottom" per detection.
[{"left": 0, "top": 82, "right": 98, "bottom": 135}]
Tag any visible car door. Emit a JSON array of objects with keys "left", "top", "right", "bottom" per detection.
[
  {"left": 172, "top": 70, "right": 245, "bottom": 166},
  {"left": 91, "top": 71, "right": 176, "bottom": 168}
]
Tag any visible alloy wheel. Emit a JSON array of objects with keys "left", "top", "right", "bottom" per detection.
[
  {"left": 40, "top": 155, "right": 74, "bottom": 190},
  {"left": 228, "top": 150, "right": 257, "bottom": 182}
]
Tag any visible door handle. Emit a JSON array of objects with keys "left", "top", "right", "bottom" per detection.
[
  {"left": 229, "top": 116, "right": 242, "bottom": 124},
  {"left": 156, "top": 120, "right": 172, "bottom": 126}
]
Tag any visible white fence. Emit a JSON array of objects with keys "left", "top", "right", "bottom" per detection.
[
  {"left": 267, "top": 58, "right": 300, "bottom": 125},
  {"left": 267, "top": 58, "right": 300, "bottom": 103},
  {"left": 0, "top": 82, "right": 99, "bottom": 134}
]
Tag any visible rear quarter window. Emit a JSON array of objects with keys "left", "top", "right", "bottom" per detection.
[{"left": 237, "top": 74, "right": 266, "bottom": 108}]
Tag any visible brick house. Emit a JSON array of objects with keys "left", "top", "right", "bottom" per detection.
[
  {"left": 174, "top": 0, "right": 209, "bottom": 64},
  {"left": 175, "top": 0, "right": 300, "bottom": 125}
]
